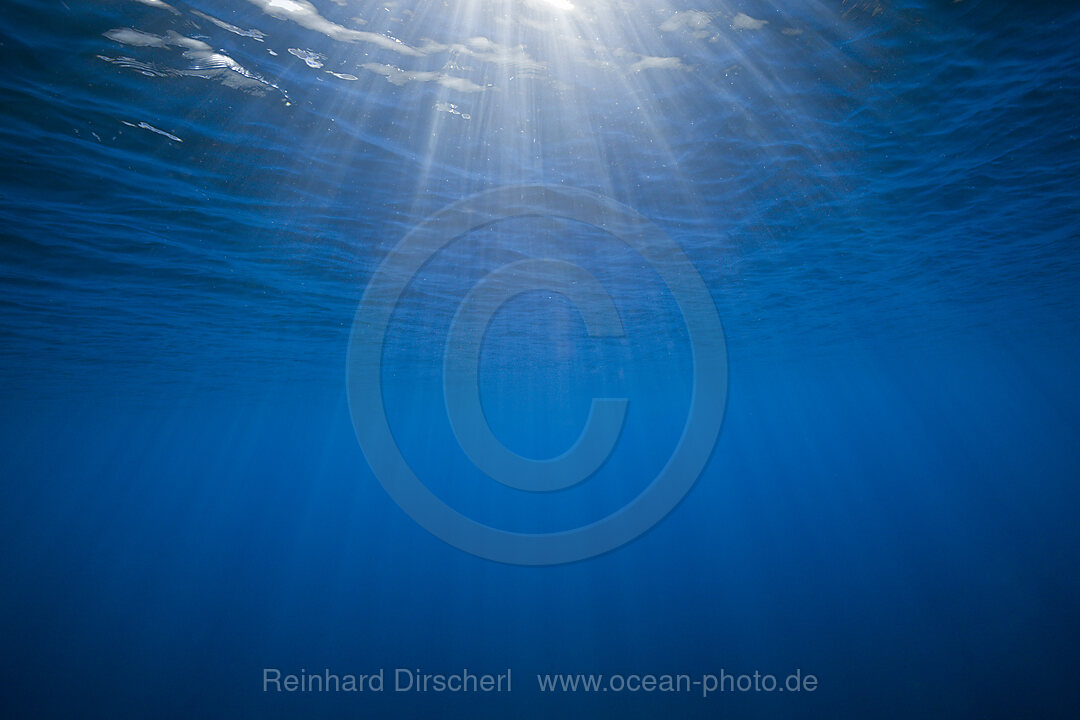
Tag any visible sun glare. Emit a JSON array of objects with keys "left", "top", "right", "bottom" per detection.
[{"left": 533, "top": 0, "right": 575, "bottom": 12}]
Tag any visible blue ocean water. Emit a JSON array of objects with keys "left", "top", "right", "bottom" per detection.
[{"left": 2, "top": 0, "right": 1079, "bottom": 717}]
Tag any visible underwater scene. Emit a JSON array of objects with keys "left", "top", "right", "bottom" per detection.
[{"left": 1, "top": 0, "right": 1079, "bottom": 717}]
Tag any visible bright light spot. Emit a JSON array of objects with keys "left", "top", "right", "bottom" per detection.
[
  {"left": 535, "top": 0, "right": 575, "bottom": 11},
  {"left": 267, "top": 0, "right": 303, "bottom": 13}
]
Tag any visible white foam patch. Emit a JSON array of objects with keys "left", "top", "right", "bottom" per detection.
[
  {"left": 103, "top": 29, "right": 281, "bottom": 95},
  {"left": 192, "top": 10, "right": 266, "bottom": 41},
  {"left": 104, "top": 29, "right": 168, "bottom": 47},
  {"left": 249, "top": 0, "right": 421, "bottom": 56},
  {"left": 629, "top": 55, "right": 688, "bottom": 72},
  {"left": 361, "top": 63, "right": 484, "bottom": 92},
  {"left": 416, "top": 36, "right": 544, "bottom": 76},
  {"left": 659, "top": 10, "right": 712, "bottom": 33},
  {"left": 288, "top": 47, "right": 326, "bottom": 68},
  {"left": 360, "top": 63, "right": 483, "bottom": 92},
  {"left": 122, "top": 120, "right": 182, "bottom": 142},
  {"left": 435, "top": 101, "right": 471, "bottom": 119},
  {"left": 731, "top": 13, "right": 768, "bottom": 31},
  {"left": 130, "top": 0, "right": 179, "bottom": 14}
]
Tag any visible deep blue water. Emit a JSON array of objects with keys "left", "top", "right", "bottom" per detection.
[{"left": 2, "top": 0, "right": 1080, "bottom": 717}]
